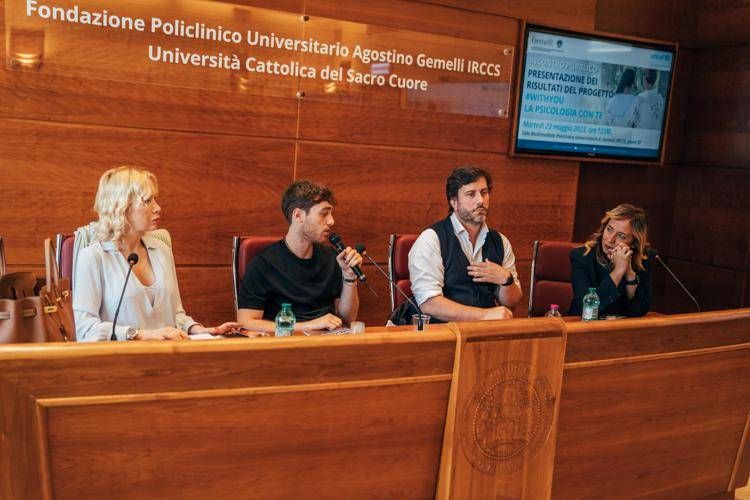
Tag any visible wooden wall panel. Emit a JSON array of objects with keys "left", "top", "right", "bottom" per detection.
[
  {"left": 0, "top": 73, "right": 300, "bottom": 139},
  {"left": 659, "top": 258, "right": 748, "bottom": 313},
  {"left": 298, "top": 101, "right": 509, "bottom": 153},
  {"left": 176, "top": 267, "right": 235, "bottom": 328},
  {"left": 662, "top": 50, "right": 692, "bottom": 164},
  {"left": 306, "top": 0, "right": 520, "bottom": 44},
  {"left": 669, "top": 166, "right": 750, "bottom": 271},
  {"left": 298, "top": 0, "right": 519, "bottom": 152},
  {"left": 0, "top": 1, "right": 300, "bottom": 138},
  {"left": 0, "top": 119, "right": 294, "bottom": 265},
  {"left": 595, "top": 0, "right": 694, "bottom": 46},
  {"left": 684, "top": 45, "right": 750, "bottom": 168},
  {"left": 693, "top": 1, "right": 750, "bottom": 47},
  {"left": 296, "top": 141, "right": 578, "bottom": 262},
  {"left": 423, "top": 0, "right": 597, "bottom": 32},
  {"left": 358, "top": 263, "right": 393, "bottom": 327},
  {"left": 211, "top": 0, "right": 304, "bottom": 11}
]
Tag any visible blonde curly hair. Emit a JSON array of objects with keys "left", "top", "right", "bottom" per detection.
[
  {"left": 94, "top": 166, "right": 158, "bottom": 245},
  {"left": 583, "top": 203, "right": 650, "bottom": 272}
]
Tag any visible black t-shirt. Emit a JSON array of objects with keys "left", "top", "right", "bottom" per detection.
[{"left": 238, "top": 240, "right": 343, "bottom": 321}]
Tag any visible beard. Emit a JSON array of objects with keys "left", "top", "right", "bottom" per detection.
[
  {"left": 455, "top": 205, "right": 488, "bottom": 227},
  {"left": 302, "top": 224, "right": 328, "bottom": 244}
]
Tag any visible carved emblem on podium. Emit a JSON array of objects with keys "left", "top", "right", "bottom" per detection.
[{"left": 461, "top": 361, "right": 555, "bottom": 474}]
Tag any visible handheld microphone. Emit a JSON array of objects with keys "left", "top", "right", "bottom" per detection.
[
  {"left": 111, "top": 253, "right": 139, "bottom": 341},
  {"left": 653, "top": 251, "right": 701, "bottom": 312},
  {"left": 328, "top": 233, "right": 366, "bottom": 282},
  {"left": 356, "top": 244, "right": 427, "bottom": 331}
]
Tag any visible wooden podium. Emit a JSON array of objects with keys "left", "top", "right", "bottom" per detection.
[{"left": 1, "top": 310, "right": 750, "bottom": 499}]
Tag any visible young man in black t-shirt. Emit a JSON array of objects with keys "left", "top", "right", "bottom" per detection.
[{"left": 237, "top": 180, "right": 363, "bottom": 333}]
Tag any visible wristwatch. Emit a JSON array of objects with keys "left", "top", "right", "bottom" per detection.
[
  {"left": 125, "top": 327, "right": 140, "bottom": 341},
  {"left": 624, "top": 276, "right": 639, "bottom": 286}
]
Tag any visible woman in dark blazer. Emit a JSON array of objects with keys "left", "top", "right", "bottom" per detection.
[{"left": 569, "top": 204, "right": 654, "bottom": 317}]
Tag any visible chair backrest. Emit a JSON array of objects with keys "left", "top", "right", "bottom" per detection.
[
  {"left": 56, "top": 226, "right": 173, "bottom": 288},
  {"left": 56, "top": 233, "right": 75, "bottom": 281},
  {"left": 528, "top": 240, "right": 582, "bottom": 317},
  {"left": 232, "top": 236, "right": 279, "bottom": 311},
  {"left": 0, "top": 236, "right": 6, "bottom": 276},
  {"left": 387, "top": 234, "right": 418, "bottom": 311}
]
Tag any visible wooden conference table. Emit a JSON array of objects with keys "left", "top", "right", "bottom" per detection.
[{"left": 1, "top": 309, "right": 749, "bottom": 499}]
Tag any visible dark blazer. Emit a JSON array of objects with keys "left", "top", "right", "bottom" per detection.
[{"left": 568, "top": 246, "right": 654, "bottom": 317}]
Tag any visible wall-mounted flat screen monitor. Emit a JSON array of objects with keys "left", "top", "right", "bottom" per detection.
[{"left": 512, "top": 25, "right": 677, "bottom": 162}]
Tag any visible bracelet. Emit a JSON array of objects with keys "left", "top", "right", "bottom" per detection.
[
  {"left": 343, "top": 277, "right": 356, "bottom": 284},
  {"left": 501, "top": 275, "right": 515, "bottom": 287},
  {"left": 624, "top": 276, "right": 639, "bottom": 286}
]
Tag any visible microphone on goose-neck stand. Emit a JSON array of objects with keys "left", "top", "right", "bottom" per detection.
[
  {"left": 652, "top": 250, "right": 701, "bottom": 312},
  {"left": 111, "top": 253, "right": 139, "bottom": 341},
  {"left": 355, "top": 244, "right": 427, "bottom": 331},
  {"left": 328, "top": 233, "right": 379, "bottom": 297}
]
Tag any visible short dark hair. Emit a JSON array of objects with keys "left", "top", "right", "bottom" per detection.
[
  {"left": 644, "top": 69, "right": 658, "bottom": 86},
  {"left": 616, "top": 68, "right": 636, "bottom": 94},
  {"left": 281, "top": 180, "right": 336, "bottom": 223},
  {"left": 445, "top": 166, "right": 493, "bottom": 213}
]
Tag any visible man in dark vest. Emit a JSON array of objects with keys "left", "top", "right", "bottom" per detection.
[{"left": 408, "top": 166, "right": 522, "bottom": 322}]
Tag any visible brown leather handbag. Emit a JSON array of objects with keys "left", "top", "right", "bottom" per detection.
[{"left": 0, "top": 238, "right": 75, "bottom": 343}]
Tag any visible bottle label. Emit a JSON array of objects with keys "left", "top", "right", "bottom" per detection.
[{"left": 582, "top": 306, "right": 598, "bottom": 321}]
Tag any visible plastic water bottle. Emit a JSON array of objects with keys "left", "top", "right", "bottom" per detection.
[
  {"left": 582, "top": 288, "right": 600, "bottom": 322},
  {"left": 545, "top": 304, "right": 562, "bottom": 318},
  {"left": 274, "top": 303, "right": 295, "bottom": 337}
]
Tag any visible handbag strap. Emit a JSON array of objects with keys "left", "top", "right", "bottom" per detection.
[
  {"left": 44, "top": 238, "right": 60, "bottom": 291},
  {"left": 0, "top": 236, "right": 6, "bottom": 276}
]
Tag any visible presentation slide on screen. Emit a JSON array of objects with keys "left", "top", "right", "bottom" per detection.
[{"left": 516, "top": 30, "right": 674, "bottom": 159}]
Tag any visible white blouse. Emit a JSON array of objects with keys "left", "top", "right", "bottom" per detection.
[{"left": 73, "top": 235, "right": 198, "bottom": 341}]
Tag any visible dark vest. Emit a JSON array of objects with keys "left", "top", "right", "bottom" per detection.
[{"left": 430, "top": 216, "right": 505, "bottom": 313}]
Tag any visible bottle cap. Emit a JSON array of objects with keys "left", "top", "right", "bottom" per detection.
[
  {"left": 281, "top": 302, "right": 291, "bottom": 308},
  {"left": 550, "top": 304, "right": 559, "bottom": 309}
]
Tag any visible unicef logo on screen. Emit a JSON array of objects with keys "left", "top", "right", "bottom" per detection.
[
  {"left": 556, "top": 39, "right": 563, "bottom": 49},
  {"left": 650, "top": 53, "right": 671, "bottom": 62}
]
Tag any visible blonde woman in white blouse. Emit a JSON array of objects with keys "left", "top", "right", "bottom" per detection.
[{"left": 74, "top": 166, "right": 241, "bottom": 341}]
